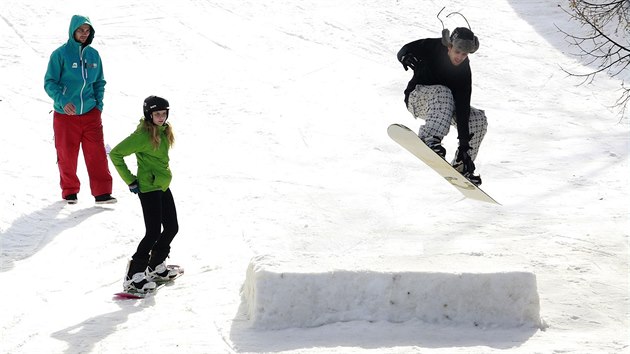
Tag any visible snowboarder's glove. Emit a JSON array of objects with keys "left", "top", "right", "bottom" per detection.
[
  {"left": 401, "top": 54, "right": 419, "bottom": 71},
  {"left": 456, "top": 138, "right": 476, "bottom": 174},
  {"left": 129, "top": 180, "right": 139, "bottom": 194}
]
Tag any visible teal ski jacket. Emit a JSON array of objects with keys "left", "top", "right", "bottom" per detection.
[
  {"left": 109, "top": 121, "right": 173, "bottom": 193},
  {"left": 44, "top": 15, "right": 106, "bottom": 115}
]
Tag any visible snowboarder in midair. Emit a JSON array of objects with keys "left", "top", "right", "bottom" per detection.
[
  {"left": 109, "top": 96, "right": 181, "bottom": 293},
  {"left": 397, "top": 18, "right": 487, "bottom": 185}
]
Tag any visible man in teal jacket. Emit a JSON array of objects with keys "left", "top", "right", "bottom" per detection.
[{"left": 44, "top": 15, "right": 116, "bottom": 204}]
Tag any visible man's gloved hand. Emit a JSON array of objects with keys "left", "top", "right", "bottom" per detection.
[
  {"left": 456, "top": 137, "right": 476, "bottom": 174},
  {"left": 129, "top": 180, "right": 139, "bottom": 194},
  {"left": 401, "top": 53, "right": 419, "bottom": 71}
]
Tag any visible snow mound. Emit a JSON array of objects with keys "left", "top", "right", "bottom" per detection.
[{"left": 242, "top": 254, "right": 543, "bottom": 330}]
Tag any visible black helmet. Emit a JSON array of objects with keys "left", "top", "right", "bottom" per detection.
[{"left": 143, "top": 95, "right": 169, "bottom": 122}]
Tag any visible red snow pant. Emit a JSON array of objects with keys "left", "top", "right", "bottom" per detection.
[{"left": 53, "top": 108, "right": 113, "bottom": 199}]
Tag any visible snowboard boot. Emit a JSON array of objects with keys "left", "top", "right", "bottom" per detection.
[
  {"left": 453, "top": 162, "right": 482, "bottom": 186},
  {"left": 421, "top": 136, "right": 446, "bottom": 159},
  {"left": 123, "top": 271, "right": 157, "bottom": 293},
  {"left": 147, "top": 262, "right": 183, "bottom": 282}
]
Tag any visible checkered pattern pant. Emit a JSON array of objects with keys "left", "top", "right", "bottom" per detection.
[{"left": 407, "top": 85, "right": 487, "bottom": 161}]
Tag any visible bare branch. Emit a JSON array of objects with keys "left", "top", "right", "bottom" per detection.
[{"left": 558, "top": 0, "right": 630, "bottom": 117}]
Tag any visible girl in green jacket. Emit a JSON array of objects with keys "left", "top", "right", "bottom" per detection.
[{"left": 109, "top": 96, "right": 181, "bottom": 293}]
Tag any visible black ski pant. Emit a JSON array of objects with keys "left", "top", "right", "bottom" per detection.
[{"left": 128, "top": 188, "right": 179, "bottom": 277}]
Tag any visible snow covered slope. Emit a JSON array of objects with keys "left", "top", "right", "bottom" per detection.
[{"left": 1, "top": 0, "right": 628, "bottom": 353}]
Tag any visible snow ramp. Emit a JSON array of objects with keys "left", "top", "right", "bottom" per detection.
[{"left": 242, "top": 254, "right": 543, "bottom": 330}]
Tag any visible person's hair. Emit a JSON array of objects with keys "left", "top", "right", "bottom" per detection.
[{"left": 142, "top": 119, "right": 175, "bottom": 150}]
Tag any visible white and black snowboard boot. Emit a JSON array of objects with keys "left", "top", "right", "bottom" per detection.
[
  {"left": 147, "top": 263, "right": 183, "bottom": 282},
  {"left": 123, "top": 271, "right": 157, "bottom": 293}
]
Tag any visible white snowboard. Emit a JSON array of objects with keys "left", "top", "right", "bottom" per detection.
[{"left": 388, "top": 123, "right": 500, "bottom": 205}]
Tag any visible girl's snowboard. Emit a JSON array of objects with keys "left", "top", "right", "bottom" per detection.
[
  {"left": 388, "top": 123, "right": 499, "bottom": 205},
  {"left": 114, "top": 265, "right": 184, "bottom": 299}
]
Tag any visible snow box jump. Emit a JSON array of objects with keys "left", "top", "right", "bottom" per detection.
[{"left": 242, "top": 254, "right": 543, "bottom": 330}]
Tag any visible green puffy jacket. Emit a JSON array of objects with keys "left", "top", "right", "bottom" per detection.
[
  {"left": 44, "top": 15, "right": 106, "bottom": 115},
  {"left": 109, "top": 120, "right": 172, "bottom": 193}
]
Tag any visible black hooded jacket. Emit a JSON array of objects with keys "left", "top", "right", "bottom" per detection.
[{"left": 397, "top": 38, "right": 472, "bottom": 142}]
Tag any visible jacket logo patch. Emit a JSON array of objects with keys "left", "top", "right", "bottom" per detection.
[{"left": 72, "top": 62, "right": 78, "bottom": 69}]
